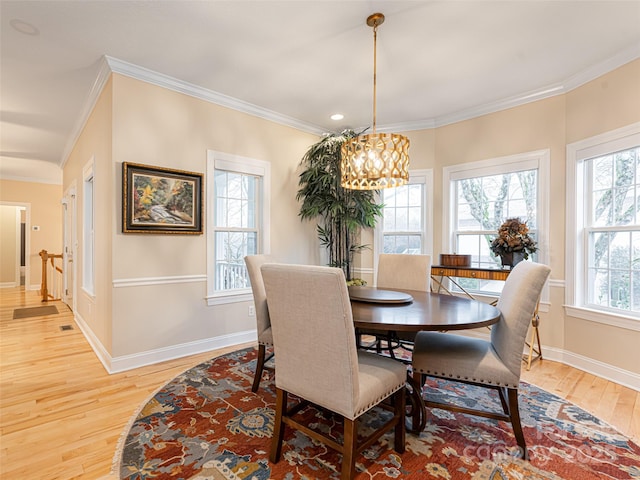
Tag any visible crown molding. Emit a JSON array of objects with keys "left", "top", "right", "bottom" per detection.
[
  {"left": 59, "top": 46, "right": 640, "bottom": 166},
  {"left": 388, "top": 41, "right": 640, "bottom": 132},
  {"left": 59, "top": 57, "right": 113, "bottom": 169},
  {"left": 563, "top": 40, "right": 640, "bottom": 91},
  {"left": 430, "top": 84, "right": 566, "bottom": 129},
  {"left": 104, "top": 56, "right": 326, "bottom": 137}
]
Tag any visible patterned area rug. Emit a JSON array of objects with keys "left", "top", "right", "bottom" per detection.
[{"left": 114, "top": 347, "right": 640, "bottom": 479}]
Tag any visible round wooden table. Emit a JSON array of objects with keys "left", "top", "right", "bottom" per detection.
[
  {"left": 348, "top": 286, "right": 501, "bottom": 433},
  {"left": 348, "top": 286, "right": 501, "bottom": 332}
]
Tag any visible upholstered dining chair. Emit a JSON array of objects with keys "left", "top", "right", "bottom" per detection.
[
  {"left": 261, "top": 263, "right": 406, "bottom": 480},
  {"left": 411, "top": 261, "right": 551, "bottom": 460},
  {"left": 364, "top": 253, "right": 431, "bottom": 353},
  {"left": 376, "top": 253, "right": 432, "bottom": 292},
  {"left": 244, "top": 254, "right": 274, "bottom": 392}
]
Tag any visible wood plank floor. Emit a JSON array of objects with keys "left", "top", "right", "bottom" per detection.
[{"left": 1, "top": 287, "right": 638, "bottom": 479}]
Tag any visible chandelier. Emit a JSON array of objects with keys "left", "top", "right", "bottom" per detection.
[{"left": 341, "top": 13, "right": 410, "bottom": 190}]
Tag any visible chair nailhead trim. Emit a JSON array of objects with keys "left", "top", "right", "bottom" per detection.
[
  {"left": 417, "top": 370, "right": 519, "bottom": 389},
  {"left": 354, "top": 383, "right": 405, "bottom": 418}
]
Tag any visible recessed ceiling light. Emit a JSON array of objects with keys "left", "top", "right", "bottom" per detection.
[
  {"left": 331, "top": 113, "right": 344, "bottom": 121},
  {"left": 10, "top": 19, "right": 40, "bottom": 36}
]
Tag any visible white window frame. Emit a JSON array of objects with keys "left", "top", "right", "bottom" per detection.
[
  {"left": 374, "top": 169, "right": 434, "bottom": 273},
  {"left": 206, "top": 150, "right": 270, "bottom": 306},
  {"left": 442, "top": 150, "right": 550, "bottom": 300},
  {"left": 82, "top": 158, "right": 95, "bottom": 297},
  {"left": 566, "top": 122, "right": 640, "bottom": 331}
]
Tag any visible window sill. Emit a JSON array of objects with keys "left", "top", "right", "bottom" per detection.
[
  {"left": 564, "top": 305, "right": 640, "bottom": 332},
  {"left": 206, "top": 291, "right": 252, "bottom": 306}
]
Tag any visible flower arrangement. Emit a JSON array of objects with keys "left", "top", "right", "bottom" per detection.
[{"left": 490, "top": 218, "right": 538, "bottom": 260}]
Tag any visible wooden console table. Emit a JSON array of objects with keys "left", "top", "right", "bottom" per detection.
[{"left": 431, "top": 265, "right": 542, "bottom": 370}]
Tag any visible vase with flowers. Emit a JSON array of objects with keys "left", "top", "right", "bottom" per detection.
[{"left": 490, "top": 218, "right": 538, "bottom": 268}]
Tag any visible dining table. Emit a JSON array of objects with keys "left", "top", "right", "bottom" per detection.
[{"left": 348, "top": 285, "right": 502, "bottom": 433}]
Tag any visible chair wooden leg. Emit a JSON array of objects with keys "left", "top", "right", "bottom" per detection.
[
  {"left": 497, "top": 387, "right": 509, "bottom": 415},
  {"left": 411, "top": 371, "right": 424, "bottom": 432},
  {"left": 394, "top": 387, "right": 406, "bottom": 453},
  {"left": 252, "top": 344, "right": 266, "bottom": 392},
  {"left": 342, "top": 417, "right": 357, "bottom": 480},
  {"left": 507, "top": 387, "right": 528, "bottom": 460},
  {"left": 270, "top": 388, "right": 287, "bottom": 463}
]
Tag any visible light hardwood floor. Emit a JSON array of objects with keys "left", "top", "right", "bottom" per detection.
[{"left": 1, "top": 287, "right": 638, "bottom": 479}]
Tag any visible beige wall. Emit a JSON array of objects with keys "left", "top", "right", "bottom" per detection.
[
  {"left": 563, "top": 59, "right": 640, "bottom": 373},
  {"left": 392, "top": 59, "right": 639, "bottom": 375},
  {"left": 64, "top": 73, "right": 318, "bottom": 361},
  {"left": 63, "top": 77, "right": 114, "bottom": 352},
  {"left": 63, "top": 59, "right": 640, "bottom": 378},
  {"left": 0, "top": 180, "right": 63, "bottom": 289},
  {"left": 566, "top": 60, "right": 640, "bottom": 143}
]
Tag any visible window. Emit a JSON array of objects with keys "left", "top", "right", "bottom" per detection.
[
  {"left": 567, "top": 123, "right": 640, "bottom": 329},
  {"left": 376, "top": 169, "right": 433, "bottom": 258},
  {"left": 82, "top": 159, "right": 94, "bottom": 296},
  {"left": 443, "top": 150, "right": 549, "bottom": 296},
  {"left": 206, "top": 151, "right": 270, "bottom": 305}
]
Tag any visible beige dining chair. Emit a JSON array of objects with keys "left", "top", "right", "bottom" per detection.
[
  {"left": 411, "top": 261, "right": 551, "bottom": 460},
  {"left": 261, "top": 263, "right": 406, "bottom": 480},
  {"left": 244, "top": 254, "right": 274, "bottom": 392},
  {"left": 367, "top": 253, "right": 431, "bottom": 353},
  {"left": 376, "top": 253, "right": 432, "bottom": 292}
]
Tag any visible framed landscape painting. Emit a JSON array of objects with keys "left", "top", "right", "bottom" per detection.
[{"left": 122, "top": 162, "right": 203, "bottom": 234}]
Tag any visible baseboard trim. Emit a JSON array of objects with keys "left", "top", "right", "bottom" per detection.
[
  {"left": 550, "top": 348, "right": 640, "bottom": 392},
  {"left": 73, "top": 311, "right": 113, "bottom": 373},
  {"left": 73, "top": 309, "right": 639, "bottom": 390},
  {"left": 72, "top": 310, "right": 257, "bottom": 374},
  {"left": 459, "top": 329, "right": 640, "bottom": 392},
  {"left": 107, "top": 330, "right": 257, "bottom": 374}
]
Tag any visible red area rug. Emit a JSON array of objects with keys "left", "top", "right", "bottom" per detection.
[{"left": 114, "top": 347, "right": 640, "bottom": 479}]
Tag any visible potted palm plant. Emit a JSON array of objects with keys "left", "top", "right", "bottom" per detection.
[
  {"left": 297, "top": 130, "right": 383, "bottom": 282},
  {"left": 490, "top": 217, "right": 538, "bottom": 268}
]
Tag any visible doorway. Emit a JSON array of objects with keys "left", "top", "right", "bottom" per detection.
[
  {"left": 0, "top": 203, "right": 30, "bottom": 289},
  {"left": 62, "top": 185, "right": 77, "bottom": 312}
]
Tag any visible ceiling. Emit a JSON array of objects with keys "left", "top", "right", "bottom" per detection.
[{"left": 2, "top": 1, "right": 639, "bottom": 184}]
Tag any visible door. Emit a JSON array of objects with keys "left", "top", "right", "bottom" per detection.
[{"left": 62, "top": 187, "right": 77, "bottom": 311}]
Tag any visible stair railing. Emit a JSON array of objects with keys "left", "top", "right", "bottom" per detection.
[{"left": 39, "top": 250, "right": 63, "bottom": 302}]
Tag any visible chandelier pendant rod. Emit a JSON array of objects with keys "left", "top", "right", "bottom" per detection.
[
  {"left": 340, "top": 12, "right": 409, "bottom": 191},
  {"left": 372, "top": 22, "right": 378, "bottom": 134}
]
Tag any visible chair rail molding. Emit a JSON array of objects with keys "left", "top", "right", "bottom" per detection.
[{"left": 112, "top": 274, "right": 206, "bottom": 288}]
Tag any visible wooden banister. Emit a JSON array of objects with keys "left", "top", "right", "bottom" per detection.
[{"left": 39, "top": 250, "right": 63, "bottom": 302}]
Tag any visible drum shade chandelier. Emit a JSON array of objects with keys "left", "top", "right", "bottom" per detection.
[{"left": 341, "top": 13, "right": 410, "bottom": 190}]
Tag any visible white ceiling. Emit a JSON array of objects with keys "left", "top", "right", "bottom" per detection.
[{"left": 2, "top": 1, "right": 639, "bottom": 184}]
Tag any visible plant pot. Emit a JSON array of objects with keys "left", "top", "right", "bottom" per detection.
[{"left": 500, "top": 251, "right": 525, "bottom": 268}]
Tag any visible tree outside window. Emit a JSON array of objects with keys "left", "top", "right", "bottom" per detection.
[
  {"left": 587, "top": 146, "right": 640, "bottom": 315},
  {"left": 444, "top": 150, "right": 548, "bottom": 298}
]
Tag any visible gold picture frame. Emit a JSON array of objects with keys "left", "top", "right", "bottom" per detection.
[{"left": 122, "top": 162, "right": 203, "bottom": 234}]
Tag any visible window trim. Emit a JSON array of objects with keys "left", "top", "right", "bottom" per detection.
[
  {"left": 205, "top": 150, "right": 270, "bottom": 306},
  {"left": 374, "top": 168, "right": 434, "bottom": 272},
  {"left": 442, "top": 150, "right": 550, "bottom": 299},
  {"left": 566, "top": 122, "right": 640, "bottom": 331}
]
